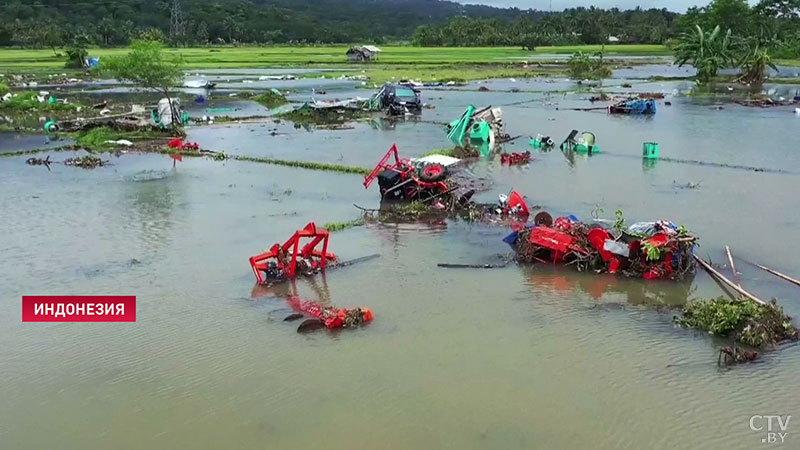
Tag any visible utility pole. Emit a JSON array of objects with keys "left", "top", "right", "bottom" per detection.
[{"left": 170, "top": 0, "right": 185, "bottom": 46}]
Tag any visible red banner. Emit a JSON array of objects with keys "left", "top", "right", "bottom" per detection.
[{"left": 22, "top": 296, "right": 136, "bottom": 322}]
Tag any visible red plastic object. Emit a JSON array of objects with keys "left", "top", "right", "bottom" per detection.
[
  {"left": 167, "top": 138, "right": 199, "bottom": 151},
  {"left": 501, "top": 151, "right": 531, "bottom": 165},
  {"left": 554, "top": 217, "right": 572, "bottom": 231},
  {"left": 528, "top": 227, "right": 573, "bottom": 262},
  {"left": 587, "top": 228, "right": 613, "bottom": 261},
  {"left": 507, "top": 190, "right": 529, "bottom": 216},
  {"left": 248, "top": 222, "right": 337, "bottom": 284},
  {"left": 363, "top": 144, "right": 449, "bottom": 199}
]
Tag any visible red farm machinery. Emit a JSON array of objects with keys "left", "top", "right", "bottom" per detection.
[
  {"left": 248, "top": 222, "right": 337, "bottom": 284},
  {"left": 364, "top": 144, "right": 450, "bottom": 200}
]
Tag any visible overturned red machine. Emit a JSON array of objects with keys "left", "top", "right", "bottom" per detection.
[{"left": 248, "top": 222, "right": 337, "bottom": 284}]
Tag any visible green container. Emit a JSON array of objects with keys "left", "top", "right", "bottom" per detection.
[
  {"left": 643, "top": 142, "right": 659, "bottom": 159},
  {"left": 470, "top": 120, "right": 491, "bottom": 142}
]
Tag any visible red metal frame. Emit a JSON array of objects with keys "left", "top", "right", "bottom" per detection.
[
  {"left": 248, "top": 222, "right": 337, "bottom": 284},
  {"left": 364, "top": 144, "right": 449, "bottom": 199}
]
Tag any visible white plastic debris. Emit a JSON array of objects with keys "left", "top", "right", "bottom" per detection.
[
  {"left": 603, "top": 239, "right": 630, "bottom": 257},
  {"left": 105, "top": 139, "right": 133, "bottom": 146},
  {"left": 414, "top": 154, "right": 461, "bottom": 167},
  {"left": 130, "top": 104, "right": 145, "bottom": 114},
  {"left": 99, "top": 108, "right": 111, "bottom": 116}
]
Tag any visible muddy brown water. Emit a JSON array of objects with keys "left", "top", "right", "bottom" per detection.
[{"left": 2, "top": 68, "right": 800, "bottom": 449}]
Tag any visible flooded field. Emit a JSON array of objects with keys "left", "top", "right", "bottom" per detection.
[{"left": 2, "top": 66, "right": 800, "bottom": 449}]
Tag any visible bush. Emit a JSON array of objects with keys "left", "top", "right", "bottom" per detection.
[
  {"left": 252, "top": 90, "right": 288, "bottom": 108},
  {"left": 0, "top": 91, "right": 80, "bottom": 112},
  {"left": 676, "top": 297, "right": 798, "bottom": 348},
  {"left": 65, "top": 47, "right": 88, "bottom": 69},
  {"left": 568, "top": 52, "right": 612, "bottom": 80}
]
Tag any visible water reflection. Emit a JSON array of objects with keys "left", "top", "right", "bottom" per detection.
[
  {"left": 522, "top": 265, "right": 694, "bottom": 307},
  {"left": 123, "top": 170, "right": 185, "bottom": 254}
]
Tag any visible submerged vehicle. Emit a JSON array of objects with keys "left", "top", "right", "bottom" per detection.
[
  {"left": 372, "top": 83, "right": 422, "bottom": 115},
  {"left": 609, "top": 98, "right": 656, "bottom": 115},
  {"left": 364, "top": 144, "right": 451, "bottom": 200}
]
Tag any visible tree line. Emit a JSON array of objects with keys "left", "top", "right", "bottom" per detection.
[
  {"left": 1, "top": 0, "right": 798, "bottom": 63},
  {"left": 412, "top": 8, "right": 680, "bottom": 47}
]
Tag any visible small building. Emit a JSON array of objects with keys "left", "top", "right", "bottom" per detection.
[
  {"left": 608, "top": 36, "right": 620, "bottom": 43},
  {"left": 347, "top": 45, "right": 381, "bottom": 62}
]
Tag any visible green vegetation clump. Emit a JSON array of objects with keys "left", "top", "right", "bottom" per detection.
[
  {"left": 420, "top": 146, "right": 477, "bottom": 159},
  {"left": 74, "top": 126, "right": 173, "bottom": 151},
  {"left": 676, "top": 297, "right": 799, "bottom": 348},
  {"left": 252, "top": 90, "right": 288, "bottom": 108},
  {"left": 232, "top": 155, "right": 370, "bottom": 174},
  {"left": 0, "top": 91, "right": 80, "bottom": 112},
  {"left": 567, "top": 51, "right": 612, "bottom": 80},
  {"left": 674, "top": 25, "right": 735, "bottom": 83},
  {"left": 421, "top": 148, "right": 455, "bottom": 157},
  {"left": 278, "top": 106, "right": 372, "bottom": 125},
  {"left": 323, "top": 218, "right": 366, "bottom": 232},
  {"left": 0, "top": 81, "right": 9, "bottom": 96}
]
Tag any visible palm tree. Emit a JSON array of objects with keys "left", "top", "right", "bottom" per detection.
[
  {"left": 674, "top": 25, "right": 736, "bottom": 83},
  {"left": 737, "top": 43, "right": 778, "bottom": 85}
]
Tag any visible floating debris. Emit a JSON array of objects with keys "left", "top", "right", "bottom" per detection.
[
  {"left": 676, "top": 297, "right": 799, "bottom": 365},
  {"left": 64, "top": 155, "right": 107, "bottom": 169},
  {"left": 509, "top": 213, "right": 697, "bottom": 281},
  {"left": 26, "top": 155, "right": 52, "bottom": 170}
]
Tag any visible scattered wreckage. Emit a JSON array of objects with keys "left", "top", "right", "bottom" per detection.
[
  {"left": 446, "top": 105, "right": 511, "bottom": 148},
  {"left": 247, "top": 222, "right": 375, "bottom": 332},
  {"left": 506, "top": 216, "right": 696, "bottom": 281},
  {"left": 363, "top": 144, "right": 455, "bottom": 201}
]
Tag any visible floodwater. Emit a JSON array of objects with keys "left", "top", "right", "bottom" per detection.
[{"left": 2, "top": 66, "right": 800, "bottom": 450}]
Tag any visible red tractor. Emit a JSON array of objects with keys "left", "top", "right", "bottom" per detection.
[
  {"left": 248, "top": 222, "right": 337, "bottom": 284},
  {"left": 364, "top": 144, "right": 450, "bottom": 200}
]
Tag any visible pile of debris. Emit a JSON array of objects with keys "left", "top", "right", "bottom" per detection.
[
  {"left": 677, "top": 297, "right": 799, "bottom": 365},
  {"left": 285, "top": 296, "right": 373, "bottom": 332},
  {"left": 445, "top": 105, "right": 512, "bottom": 149},
  {"left": 64, "top": 155, "right": 108, "bottom": 169},
  {"left": 508, "top": 215, "right": 697, "bottom": 280},
  {"left": 734, "top": 97, "right": 799, "bottom": 108}
]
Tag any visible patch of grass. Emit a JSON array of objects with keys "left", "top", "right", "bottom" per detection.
[
  {"left": 278, "top": 106, "right": 372, "bottom": 125},
  {"left": 0, "top": 146, "right": 71, "bottom": 158},
  {"left": 321, "top": 63, "right": 558, "bottom": 86},
  {"left": 323, "top": 218, "right": 366, "bottom": 232},
  {"left": 232, "top": 154, "right": 370, "bottom": 174},
  {"left": 74, "top": 126, "right": 174, "bottom": 151},
  {"left": 0, "top": 45, "right": 672, "bottom": 71},
  {"left": 0, "top": 91, "right": 81, "bottom": 112},
  {"left": 251, "top": 90, "right": 289, "bottom": 108},
  {"left": 421, "top": 147, "right": 455, "bottom": 157},
  {"left": 0, "top": 81, "right": 8, "bottom": 96}
]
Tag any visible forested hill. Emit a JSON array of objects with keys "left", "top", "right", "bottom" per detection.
[{"left": 0, "top": 0, "right": 677, "bottom": 47}]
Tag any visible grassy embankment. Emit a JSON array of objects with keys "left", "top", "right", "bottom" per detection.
[
  {"left": 0, "top": 45, "right": 671, "bottom": 70},
  {"left": 0, "top": 45, "right": 673, "bottom": 84}
]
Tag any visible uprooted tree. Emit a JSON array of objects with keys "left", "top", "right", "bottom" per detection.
[{"left": 98, "top": 39, "right": 183, "bottom": 128}]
